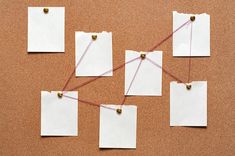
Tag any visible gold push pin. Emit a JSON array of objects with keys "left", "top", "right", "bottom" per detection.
[
  {"left": 140, "top": 52, "right": 146, "bottom": 60},
  {"left": 43, "top": 8, "right": 49, "bottom": 14},
  {"left": 190, "top": 16, "right": 195, "bottom": 22},
  {"left": 57, "top": 92, "right": 63, "bottom": 98},
  {"left": 186, "top": 84, "right": 192, "bottom": 90},
  {"left": 92, "top": 34, "right": 97, "bottom": 40},
  {"left": 116, "top": 108, "right": 122, "bottom": 114}
]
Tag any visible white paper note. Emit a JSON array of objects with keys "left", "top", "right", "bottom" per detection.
[
  {"left": 28, "top": 7, "right": 65, "bottom": 52},
  {"left": 75, "top": 32, "right": 113, "bottom": 76},
  {"left": 170, "top": 81, "right": 207, "bottom": 126},
  {"left": 99, "top": 105, "right": 137, "bottom": 148},
  {"left": 173, "top": 11, "right": 210, "bottom": 56},
  {"left": 125, "top": 50, "right": 162, "bottom": 96},
  {"left": 41, "top": 91, "right": 78, "bottom": 136}
]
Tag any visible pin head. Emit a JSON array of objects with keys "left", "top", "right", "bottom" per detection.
[
  {"left": 186, "top": 84, "right": 192, "bottom": 90},
  {"left": 190, "top": 16, "right": 195, "bottom": 22},
  {"left": 57, "top": 92, "right": 63, "bottom": 98},
  {"left": 116, "top": 108, "right": 122, "bottom": 114},
  {"left": 43, "top": 8, "right": 49, "bottom": 14},
  {"left": 92, "top": 34, "right": 97, "bottom": 40},
  {"left": 140, "top": 52, "right": 146, "bottom": 60}
]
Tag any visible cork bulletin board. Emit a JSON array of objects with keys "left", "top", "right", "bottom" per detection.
[{"left": 0, "top": 0, "right": 234, "bottom": 155}]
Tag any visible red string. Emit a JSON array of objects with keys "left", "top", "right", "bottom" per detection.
[
  {"left": 121, "top": 59, "right": 143, "bottom": 105},
  {"left": 60, "top": 19, "right": 191, "bottom": 109},
  {"left": 187, "top": 22, "right": 193, "bottom": 83},
  {"left": 63, "top": 94, "right": 116, "bottom": 111},
  {"left": 146, "top": 57, "right": 185, "bottom": 84},
  {"left": 148, "top": 20, "right": 191, "bottom": 52},
  {"left": 62, "top": 40, "right": 94, "bottom": 91},
  {"left": 62, "top": 19, "right": 190, "bottom": 94},
  {"left": 119, "top": 20, "right": 191, "bottom": 105},
  {"left": 63, "top": 57, "right": 141, "bottom": 93}
]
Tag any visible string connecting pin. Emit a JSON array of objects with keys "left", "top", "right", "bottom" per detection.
[
  {"left": 92, "top": 34, "right": 97, "bottom": 40},
  {"left": 43, "top": 8, "right": 49, "bottom": 14},
  {"left": 57, "top": 92, "right": 63, "bottom": 98},
  {"left": 190, "top": 16, "right": 195, "bottom": 22},
  {"left": 116, "top": 108, "right": 122, "bottom": 114},
  {"left": 186, "top": 84, "right": 192, "bottom": 90}
]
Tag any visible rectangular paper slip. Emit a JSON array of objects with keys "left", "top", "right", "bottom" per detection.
[{"left": 41, "top": 91, "right": 78, "bottom": 136}]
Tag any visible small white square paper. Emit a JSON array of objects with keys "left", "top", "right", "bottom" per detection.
[
  {"left": 75, "top": 31, "right": 113, "bottom": 76},
  {"left": 28, "top": 7, "right": 65, "bottom": 52},
  {"left": 99, "top": 105, "right": 137, "bottom": 148},
  {"left": 173, "top": 11, "right": 210, "bottom": 56},
  {"left": 125, "top": 50, "right": 162, "bottom": 96},
  {"left": 170, "top": 81, "right": 207, "bottom": 126},
  {"left": 41, "top": 91, "right": 78, "bottom": 136}
]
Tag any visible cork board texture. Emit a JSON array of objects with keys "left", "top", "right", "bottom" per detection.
[{"left": 0, "top": 0, "right": 234, "bottom": 155}]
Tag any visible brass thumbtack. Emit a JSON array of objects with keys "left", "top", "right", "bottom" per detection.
[
  {"left": 186, "top": 84, "right": 192, "bottom": 90},
  {"left": 116, "top": 108, "right": 122, "bottom": 114},
  {"left": 140, "top": 52, "right": 146, "bottom": 60},
  {"left": 43, "top": 8, "right": 49, "bottom": 14},
  {"left": 92, "top": 34, "right": 97, "bottom": 40},
  {"left": 190, "top": 16, "right": 195, "bottom": 22},
  {"left": 57, "top": 92, "right": 63, "bottom": 98}
]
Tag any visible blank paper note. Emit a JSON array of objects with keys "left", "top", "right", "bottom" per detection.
[
  {"left": 125, "top": 50, "right": 162, "bottom": 96},
  {"left": 99, "top": 105, "right": 137, "bottom": 148},
  {"left": 41, "top": 91, "right": 78, "bottom": 136},
  {"left": 173, "top": 11, "right": 210, "bottom": 56},
  {"left": 28, "top": 7, "right": 65, "bottom": 52},
  {"left": 170, "top": 81, "right": 207, "bottom": 126},
  {"left": 75, "top": 31, "right": 113, "bottom": 76}
]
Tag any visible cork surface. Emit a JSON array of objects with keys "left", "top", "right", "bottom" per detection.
[{"left": 0, "top": 0, "right": 234, "bottom": 155}]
